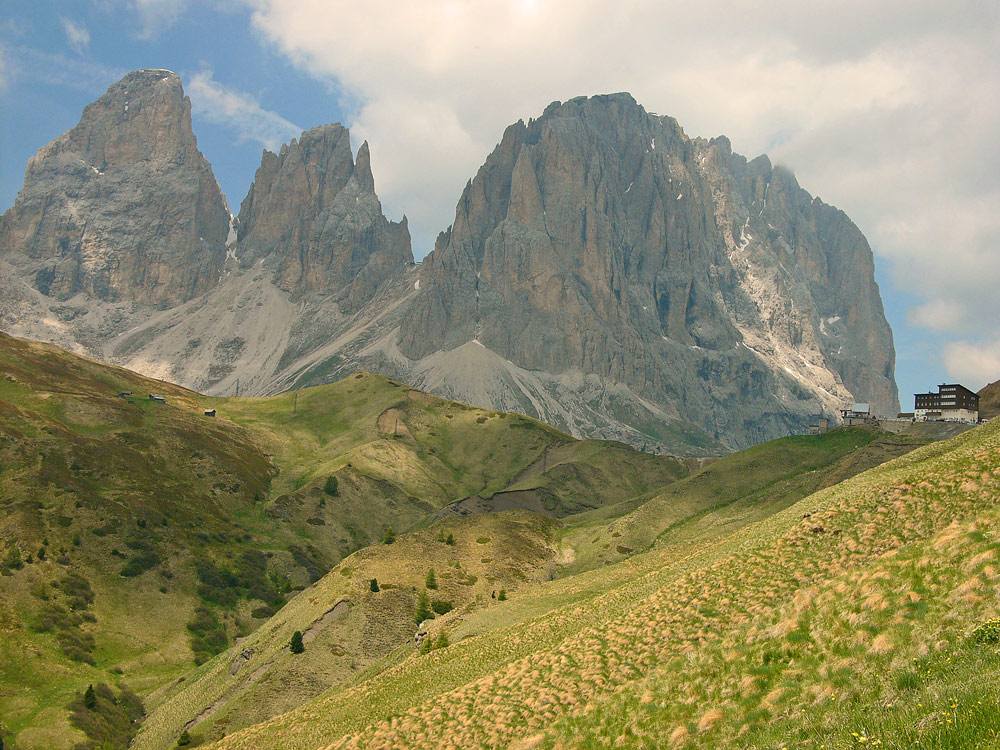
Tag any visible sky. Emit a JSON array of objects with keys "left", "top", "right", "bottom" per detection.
[{"left": 1, "top": 1, "right": 998, "bottom": 403}]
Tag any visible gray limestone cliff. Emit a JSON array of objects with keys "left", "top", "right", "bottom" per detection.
[
  {"left": 236, "top": 124, "right": 412, "bottom": 310},
  {"left": 397, "top": 94, "right": 898, "bottom": 448},
  {"left": 0, "top": 70, "right": 230, "bottom": 307}
]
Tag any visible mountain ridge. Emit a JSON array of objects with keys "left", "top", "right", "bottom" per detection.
[{"left": 0, "top": 74, "right": 898, "bottom": 454}]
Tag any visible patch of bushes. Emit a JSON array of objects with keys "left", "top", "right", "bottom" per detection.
[
  {"left": 67, "top": 682, "right": 144, "bottom": 750},
  {"left": 34, "top": 601, "right": 96, "bottom": 664},
  {"left": 187, "top": 606, "right": 228, "bottom": 665},
  {"left": 431, "top": 599, "right": 453, "bottom": 615},
  {"left": 456, "top": 571, "right": 478, "bottom": 586},
  {"left": 56, "top": 572, "right": 94, "bottom": 610},
  {"left": 324, "top": 475, "right": 339, "bottom": 496},
  {"left": 971, "top": 618, "right": 1000, "bottom": 644},
  {"left": 120, "top": 550, "right": 161, "bottom": 577},
  {"left": 4, "top": 546, "right": 23, "bottom": 571},
  {"left": 194, "top": 551, "right": 286, "bottom": 609}
]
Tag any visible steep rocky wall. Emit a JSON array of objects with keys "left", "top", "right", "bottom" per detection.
[
  {"left": 398, "top": 94, "right": 898, "bottom": 448},
  {"left": 236, "top": 125, "right": 412, "bottom": 310},
  {"left": 0, "top": 70, "right": 230, "bottom": 308}
]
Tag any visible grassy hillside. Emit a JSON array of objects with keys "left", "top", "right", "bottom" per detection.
[
  {"left": 0, "top": 333, "right": 688, "bottom": 749},
  {"left": 200, "top": 420, "right": 1000, "bottom": 750},
  {"left": 560, "top": 427, "right": 928, "bottom": 572},
  {"left": 132, "top": 429, "right": 935, "bottom": 750},
  {"left": 131, "top": 512, "right": 559, "bottom": 749}
]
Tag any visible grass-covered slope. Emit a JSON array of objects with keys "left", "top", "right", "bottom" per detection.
[
  {"left": 205, "top": 420, "right": 1000, "bottom": 750},
  {"left": 218, "top": 377, "right": 688, "bottom": 545},
  {"left": 561, "top": 427, "right": 928, "bottom": 572},
  {"left": 0, "top": 334, "right": 278, "bottom": 749},
  {"left": 131, "top": 512, "right": 559, "bottom": 749},
  {"left": 136, "top": 428, "right": 930, "bottom": 749},
  {"left": 0, "top": 332, "right": 688, "bottom": 749}
]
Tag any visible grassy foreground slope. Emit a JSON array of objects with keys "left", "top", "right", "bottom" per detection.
[
  {"left": 0, "top": 333, "right": 688, "bottom": 749},
  {"left": 207, "top": 420, "right": 1000, "bottom": 750},
  {"left": 137, "top": 427, "right": 930, "bottom": 749}
]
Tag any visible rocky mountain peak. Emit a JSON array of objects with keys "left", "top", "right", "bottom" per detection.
[
  {"left": 399, "top": 93, "right": 898, "bottom": 449},
  {"left": 236, "top": 124, "right": 412, "bottom": 303},
  {"left": 0, "top": 68, "right": 229, "bottom": 307}
]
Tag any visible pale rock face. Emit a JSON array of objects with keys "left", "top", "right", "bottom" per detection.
[
  {"left": 0, "top": 70, "right": 230, "bottom": 308},
  {"left": 0, "top": 71, "right": 414, "bottom": 402},
  {"left": 398, "top": 94, "right": 898, "bottom": 448},
  {"left": 236, "top": 125, "right": 412, "bottom": 310}
]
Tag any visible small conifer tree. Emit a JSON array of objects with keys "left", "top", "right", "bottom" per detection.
[
  {"left": 419, "top": 635, "right": 433, "bottom": 654},
  {"left": 290, "top": 630, "right": 304, "bottom": 654},
  {"left": 383, "top": 527, "right": 396, "bottom": 545},
  {"left": 434, "top": 631, "right": 450, "bottom": 649},
  {"left": 369, "top": 578, "right": 379, "bottom": 592},
  {"left": 445, "top": 533, "right": 455, "bottom": 546},
  {"left": 177, "top": 729, "right": 191, "bottom": 746},
  {"left": 498, "top": 588, "right": 507, "bottom": 601},
  {"left": 414, "top": 590, "right": 432, "bottom": 624},
  {"left": 84, "top": 684, "right": 97, "bottom": 710},
  {"left": 425, "top": 568, "right": 437, "bottom": 589},
  {"left": 324, "top": 475, "right": 339, "bottom": 496}
]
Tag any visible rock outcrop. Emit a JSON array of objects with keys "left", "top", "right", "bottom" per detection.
[
  {"left": 979, "top": 380, "right": 1000, "bottom": 421},
  {"left": 236, "top": 124, "right": 412, "bottom": 309},
  {"left": 397, "top": 94, "right": 898, "bottom": 448},
  {"left": 0, "top": 70, "right": 230, "bottom": 307}
]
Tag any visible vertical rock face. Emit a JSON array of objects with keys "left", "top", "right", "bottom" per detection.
[
  {"left": 0, "top": 70, "right": 230, "bottom": 307},
  {"left": 399, "top": 94, "right": 898, "bottom": 448},
  {"left": 236, "top": 124, "right": 412, "bottom": 308}
]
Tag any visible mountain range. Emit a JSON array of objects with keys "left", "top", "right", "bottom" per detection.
[{"left": 0, "top": 70, "right": 899, "bottom": 454}]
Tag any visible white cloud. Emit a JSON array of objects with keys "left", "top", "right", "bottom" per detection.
[
  {"left": 5, "top": 45, "right": 123, "bottom": 93},
  {"left": 908, "top": 299, "right": 965, "bottom": 332},
  {"left": 60, "top": 17, "right": 91, "bottom": 55},
  {"left": 244, "top": 0, "right": 1000, "bottom": 331},
  {"left": 131, "top": 0, "right": 189, "bottom": 38},
  {"left": 944, "top": 339, "right": 1000, "bottom": 391},
  {"left": 186, "top": 69, "right": 301, "bottom": 151}
]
